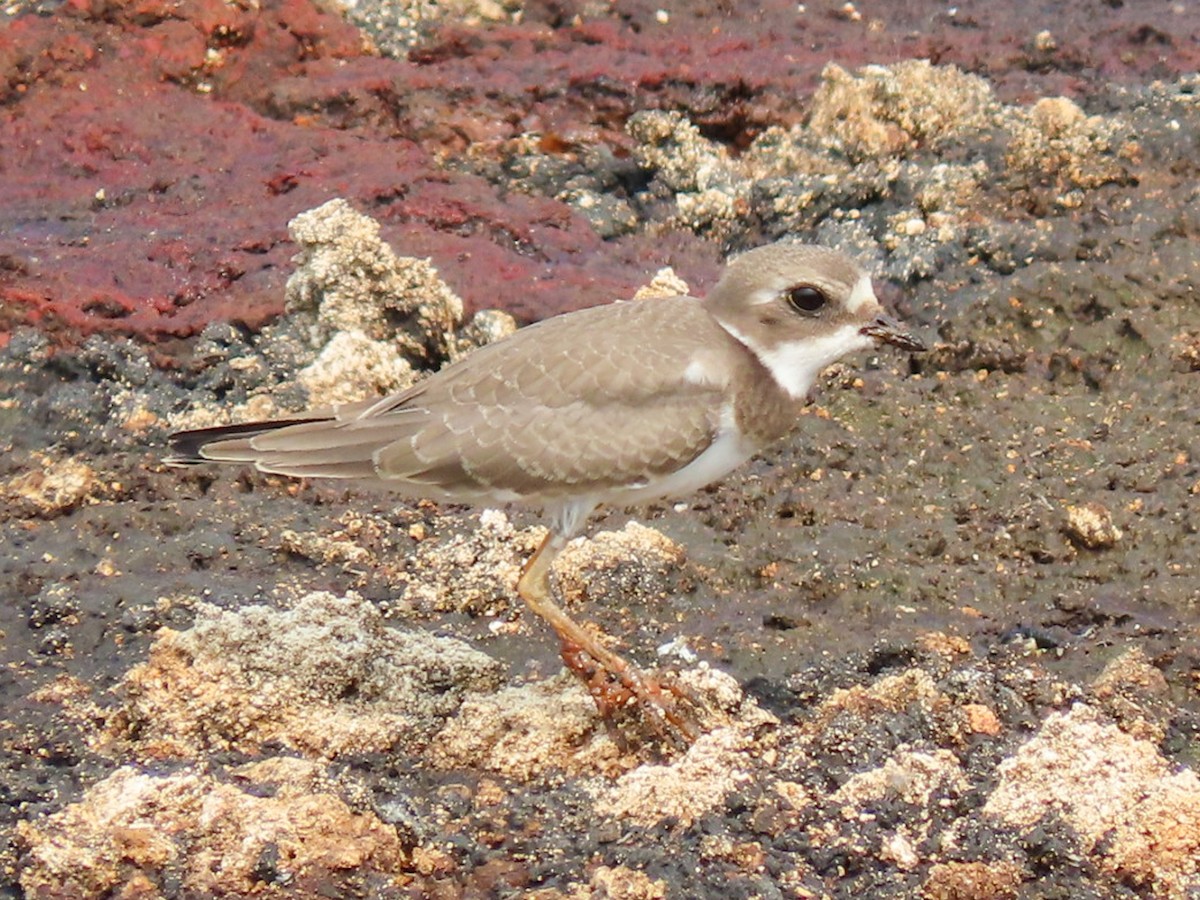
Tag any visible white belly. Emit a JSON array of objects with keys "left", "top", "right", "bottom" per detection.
[{"left": 610, "top": 419, "right": 758, "bottom": 507}]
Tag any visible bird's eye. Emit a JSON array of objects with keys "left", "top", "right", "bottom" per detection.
[{"left": 785, "top": 286, "right": 827, "bottom": 315}]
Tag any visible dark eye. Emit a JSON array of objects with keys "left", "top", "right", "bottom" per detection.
[{"left": 785, "top": 285, "right": 827, "bottom": 315}]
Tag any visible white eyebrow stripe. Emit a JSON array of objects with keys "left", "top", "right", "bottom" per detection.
[
  {"left": 748, "top": 287, "right": 781, "bottom": 306},
  {"left": 846, "top": 274, "right": 878, "bottom": 313}
]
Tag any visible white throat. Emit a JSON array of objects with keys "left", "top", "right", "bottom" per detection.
[{"left": 718, "top": 321, "right": 874, "bottom": 400}]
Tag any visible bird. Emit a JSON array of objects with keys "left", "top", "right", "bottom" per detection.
[{"left": 167, "top": 241, "right": 925, "bottom": 741}]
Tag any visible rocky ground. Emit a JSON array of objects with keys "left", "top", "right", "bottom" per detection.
[{"left": 2, "top": 0, "right": 1200, "bottom": 898}]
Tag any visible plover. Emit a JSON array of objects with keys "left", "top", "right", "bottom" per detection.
[{"left": 168, "top": 241, "right": 925, "bottom": 740}]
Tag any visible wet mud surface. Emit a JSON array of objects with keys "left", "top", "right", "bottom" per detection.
[{"left": 3, "top": 0, "right": 1200, "bottom": 898}]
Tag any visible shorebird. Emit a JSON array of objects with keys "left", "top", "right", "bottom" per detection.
[{"left": 168, "top": 241, "right": 924, "bottom": 741}]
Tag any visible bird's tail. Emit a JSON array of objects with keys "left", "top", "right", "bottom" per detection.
[{"left": 165, "top": 417, "right": 331, "bottom": 466}]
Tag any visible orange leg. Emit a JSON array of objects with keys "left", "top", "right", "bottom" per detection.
[{"left": 517, "top": 532, "right": 700, "bottom": 743}]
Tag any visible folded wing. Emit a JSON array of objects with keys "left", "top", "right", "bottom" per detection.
[{"left": 168, "top": 297, "right": 732, "bottom": 504}]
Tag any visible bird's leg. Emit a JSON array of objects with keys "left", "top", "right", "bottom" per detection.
[{"left": 517, "top": 532, "right": 700, "bottom": 742}]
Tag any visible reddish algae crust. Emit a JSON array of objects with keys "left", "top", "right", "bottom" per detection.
[
  {"left": 1, "top": 0, "right": 1197, "bottom": 344},
  {"left": 0, "top": 0, "right": 643, "bottom": 342}
]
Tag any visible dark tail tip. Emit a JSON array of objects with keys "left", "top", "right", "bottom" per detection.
[{"left": 164, "top": 418, "right": 326, "bottom": 466}]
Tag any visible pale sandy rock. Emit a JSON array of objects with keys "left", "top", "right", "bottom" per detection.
[
  {"left": 1171, "top": 329, "right": 1200, "bottom": 372},
  {"left": 278, "top": 198, "right": 515, "bottom": 409},
  {"left": 295, "top": 328, "right": 416, "bottom": 406},
  {"left": 628, "top": 110, "right": 732, "bottom": 195},
  {"left": 594, "top": 726, "right": 754, "bottom": 828},
  {"left": 628, "top": 64, "right": 1004, "bottom": 237},
  {"left": 766, "top": 172, "right": 848, "bottom": 225},
  {"left": 674, "top": 187, "right": 739, "bottom": 231},
  {"left": 914, "top": 161, "right": 989, "bottom": 216},
  {"left": 16, "top": 761, "right": 409, "bottom": 899},
  {"left": 558, "top": 185, "right": 640, "bottom": 239},
  {"left": 830, "top": 749, "right": 967, "bottom": 871},
  {"left": 1063, "top": 500, "right": 1122, "bottom": 549},
  {"left": 594, "top": 671, "right": 775, "bottom": 828},
  {"left": 807, "top": 60, "right": 998, "bottom": 161},
  {"left": 286, "top": 198, "right": 464, "bottom": 362},
  {"left": 451, "top": 307, "right": 518, "bottom": 361},
  {"left": 807, "top": 667, "right": 947, "bottom": 730},
  {"left": 879, "top": 829, "right": 921, "bottom": 870},
  {"left": 112, "top": 590, "right": 503, "bottom": 758},
  {"left": 831, "top": 748, "right": 967, "bottom": 809},
  {"left": 783, "top": 666, "right": 1009, "bottom": 773},
  {"left": 27, "top": 672, "right": 95, "bottom": 706},
  {"left": 428, "top": 674, "right": 630, "bottom": 779},
  {"left": 741, "top": 124, "right": 851, "bottom": 179},
  {"left": 234, "top": 391, "right": 288, "bottom": 421},
  {"left": 625, "top": 62, "right": 1008, "bottom": 241},
  {"left": 345, "top": 0, "right": 522, "bottom": 56},
  {"left": 393, "top": 509, "right": 542, "bottom": 615},
  {"left": 110, "top": 387, "right": 163, "bottom": 434},
  {"left": 429, "top": 663, "right": 748, "bottom": 781},
  {"left": 961, "top": 702, "right": 1003, "bottom": 736},
  {"left": 681, "top": 664, "right": 753, "bottom": 716},
  {"left": 772, "top": 779, "right": 813, "bottom": 813},
  {"left": 4, "top": 453, "right": 99, "bottom": 517},
  {"left": 587, "top": 864, "right": 667, "bottom": 899},
  {"left": 278, "top": 527, "right": 372, "bottom": 568},
  {"left": 555, "top": 521, "right": 688, "bottom": 608},
  {"left": 983, "top": 704, "right": 1200, "bottom": 896},
  {"left": 25, "top": 674, "right": 108, "bottom": 757},
  {"left": 632, "top": 267, "right": 690, "bottom": 301},
  {"left": 627, "top": 111, "right": 745, "bottom": 237},
  {"left": 697, "top": 832, "right": 768, "bottom": 871},
  {"left": 923, "top": 860, "right": 1026, "bottom": 900},
  {"left": 168, "top": 391, "right": 289, "bottom": 432},
  {"left": 1108, "top": 772, "right": 1200, "bottom": 895},
  {"left": 394, "top": 515, "right": 686, "bottom": 623},
  {"left": 276, "top": 509, "right": 390, "bottom": 574},
  {"left": 1004, "top": 96, "right": 1135, "bottom": 189},
  {"left": 1033, "top": 30, "right": 1058, "bottom": 52},
  {"left": 916, "top": 631, "right": 973, "bottom": 658},
  {"left": 1090, "top": 647, "right": 1173, "bottom": 742},
  {"left": 1092, "top": 648, "right": 1170, "bottom": 699},
  {"left": 170, "top": 199, "right": 515, "bottom": 427}
]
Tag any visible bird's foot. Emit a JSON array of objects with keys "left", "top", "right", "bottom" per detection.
[{"left": 560, "top": 641, "right": 703, "bottom": 746}]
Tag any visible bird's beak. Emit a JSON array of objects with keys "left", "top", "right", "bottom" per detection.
[{"left": 860, "top": 315, "right": 926, "bottom": 352}]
